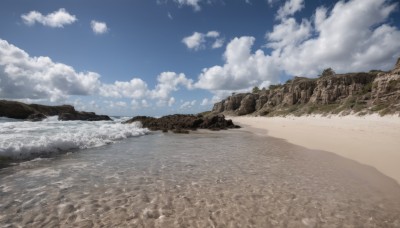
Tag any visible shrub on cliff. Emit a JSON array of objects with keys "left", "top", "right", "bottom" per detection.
[{"left": 320, "top": 68, "right": 336, "bottom": 77}]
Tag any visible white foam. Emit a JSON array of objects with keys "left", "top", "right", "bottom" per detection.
[{"left": 0, "top": 119, "right": 148, "bottom": 159}]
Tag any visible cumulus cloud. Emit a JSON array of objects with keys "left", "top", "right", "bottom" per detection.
[
  {"left": 0, "top": 39, "right": 100, "bottom": 102},
  {"left": 180, "top": 100, "right": 196, "bottom": 109},
  {"left": 206, "top": 31, "right": 220, "bottom": 38},
  {"left": 200, "top": 98, "right": 212, "bottom": 106},
  {"left": 194, "top": 0, "right": 400, "bottom": 101},
  {"left": 168, "top": 97, "right": 176, "bottom": 107},
  {"left": 91, "top": 20, "right": 108, "bottom": 34},
  {"left": 268, "top": 0, "right": 400, "bottom": 76},
  {"left": 174, "top": 0, "right": 202, "bottom": 11},
  {"left": 212, "top": 38, "right": 225, "bottom": 49},
  {"left": 21, "top": 8, "right": 77, "bottom": 28},
  {"left": 182, "top": 32, "right": 205, "bottom": 50},
  {"left": 182, "top": 31, "right": 224, "bottom": 50},
  {"left": 0, "top": 39, "right": 193, "bottom": 107},
  {"left": 151, "top": 72, "right": 193, "bottom": 99},
  {"left": 106, "top": 100, "right": 127, "bottom": 108},
  {"left": 99, "top": 78, "right": 148, "bottom": 99},
  {"left": 195, "top": 36, "right": 279, "bottom": 91},
  {"left": 276, "top": 0, "right": 304, "bottom": 20}
]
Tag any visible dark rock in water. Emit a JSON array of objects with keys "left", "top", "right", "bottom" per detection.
[
  {"left": 0, "top": 100, "right": 112, "bottom": 121},
  {"left": 0, "top": 100, "right": 36, "bottom": 119},
  {"left": 58, "top": 112, "right": 112, "bottom": 121},
  {"left": 27, "top": 113, "right": 47, "bottom": 122},
  {"left": 123, "top": 114, "right": 240, "bottom": 133}
]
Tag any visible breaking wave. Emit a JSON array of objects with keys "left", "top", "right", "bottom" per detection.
[{"left": 0, "top": 116, "right": 148, "bottom": 159}]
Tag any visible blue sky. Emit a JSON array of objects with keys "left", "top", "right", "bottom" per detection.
[{"left": 1, "top": 0, "right": 399, "bottom": 116}]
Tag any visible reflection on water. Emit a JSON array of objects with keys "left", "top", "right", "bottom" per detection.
[{"left": 1, "top": 130, "right": 400, "bottom": 227}]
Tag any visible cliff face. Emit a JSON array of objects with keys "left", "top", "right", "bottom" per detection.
[{"left": 212, "top": 59, "right": 400, "bottom": 116}]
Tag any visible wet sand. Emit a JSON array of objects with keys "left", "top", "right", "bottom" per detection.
[
  {"left": 230, "top": 115, "right": 400, "bottom": 185},
  {"left": 1, "top": 130, "right": 400, "bottom": 227}
]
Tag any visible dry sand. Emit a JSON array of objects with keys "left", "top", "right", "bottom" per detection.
[{"left": 229, "top": 114, "right": 400, "bottom": 185}]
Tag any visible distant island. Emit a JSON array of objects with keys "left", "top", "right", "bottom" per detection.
[{"left": 212, "top": 58, "right": 400, "bottom": 117}]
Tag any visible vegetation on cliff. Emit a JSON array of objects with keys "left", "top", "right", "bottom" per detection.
[{"left": 212, "top": 59, "right": 400, "bottom": 116}]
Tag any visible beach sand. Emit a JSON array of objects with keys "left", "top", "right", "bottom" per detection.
[{"left": 229, "top": 114, "right": 400, "bottom": 185}]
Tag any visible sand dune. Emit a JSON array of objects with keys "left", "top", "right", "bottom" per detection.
[{"left": 230, "top": 114, "right": 400, "bottom": 185}]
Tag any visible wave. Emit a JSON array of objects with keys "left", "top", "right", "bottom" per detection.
[{"left": 0, "top": 118, "right": 148, "bottom": 160}]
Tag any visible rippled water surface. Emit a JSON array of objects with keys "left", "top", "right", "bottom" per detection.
[{"left": 1, "top": 130, "right": 400, "bottom": 227}]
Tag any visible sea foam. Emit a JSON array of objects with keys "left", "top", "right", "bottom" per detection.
[{"left": 0, "top": 117, "right": 148, "bottom": 159}]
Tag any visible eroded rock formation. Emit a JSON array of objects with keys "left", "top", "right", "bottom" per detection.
[{"left": 212, "top": 59, "right": 400, "bottom": 116}]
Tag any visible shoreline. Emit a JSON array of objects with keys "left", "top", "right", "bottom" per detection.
[{"left": 229, "top": 114, "right": 400, "bottom": 185}]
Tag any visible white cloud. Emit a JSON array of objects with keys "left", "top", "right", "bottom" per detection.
[
  {"left": 168, "top": 12, "right": 173, "bottom": 20},
  {"left": 106, "top": 100, "right": 127, "bottom": 108},
  {"left": 0, "top": 39, "right": 100, "bottom": 102},
  {"left": 194, "top": 0, "right": 400, "bottom": 103},
  {"left": 115, "top": 101, "right": 127, "bottom": 107},
  {"left": 195, "top": 36, "right": 279, "bottom": 91},
  {"left": 269, "top": 0, "right": 400, "bottom": 76},
  {"left": 267, "top": 0, "right": 279, "bottom": 7},
  {"left": 182, "top": 32, "right": 205, "bottom": 50},
  {"left": 180, "top": 100, "right": 196, "bottom": 109},
  {"left": 21, "top": 8, "right": 77, "bottom": 28},
  {"left": 206, "top": 31, "right": 220, "bottom": 38},
  {"left": 91, "top": 20, "right": 108, "bottom": 34},
  {"left": 168, "top": 97, "right": 176, "bottom": 107},
  {"left": 131, "top": 100, "right": 140, "bottom": 110},
  {"left": 100, "top": 78, "right": 148, "bottom": 99},
  {"left": 212, "top": 38, "right": 225, "bottom": 49},
  {"left": 141, "top": 99, "right": 150, "bottom": 108},
  {"left": 266, "top": 17, "right": 311, "bottom": 49},
  {"left": 276, "top": 0, "right": 304, "bottom": 20},
  {"left": 200, "top": 98, "right": 211, "bottom": 106},
  {"left": 0, "top": 39, "right": 193, "bottom": 108},
  {"left": 182, "top": 31, "right": 224, "bottom": 50},
  {"left": 174, "top": 0, "right": 202, "bottom": 11},
  {"left": 151, "top": 72, "right": 193, "bottom": 99}
]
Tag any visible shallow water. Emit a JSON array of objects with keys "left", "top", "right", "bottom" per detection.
[{"left": 1, "top": 130, "right": 400, "bottom": 227}]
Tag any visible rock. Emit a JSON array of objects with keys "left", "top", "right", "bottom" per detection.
[
  {"left": 236, "top": 94, "right": 258, "bottom": 115},
  {"left": 0, "top": 100, "right": 112, "bottom": 121},
  {"left": 0, "top": 100, "right": 36, "bottom": 119},
  {"left": 27, "top": 113, "right": 47, "bottom": 122},
  {"left": 212, "top": 101, "right": 225, "bottom": 113},
  {"left": 212, "top": 58, "right": 400, "bottom": 116},
  {"left": 123, "top": 114, "right": 240, "bottom": 132},
  {"left": 58, "top": 112, "right": 112, "bottom": 121}
]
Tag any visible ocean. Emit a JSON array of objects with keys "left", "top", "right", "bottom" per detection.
[{"left": 1, "top": 117, "right": 400, "bottom": 227}]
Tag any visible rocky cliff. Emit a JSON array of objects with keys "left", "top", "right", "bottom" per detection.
[
  {"left": 212, "top": 59, "right": 400, "bottom": 116},
  {"left": 0, "top": 100, "right": 112, "bottom": 121}
]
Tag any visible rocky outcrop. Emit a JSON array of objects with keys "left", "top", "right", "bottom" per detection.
[
  {"left": 123, "top": 114, "right": 240, "bottom": 133},
  {"left": 58, "top": 112, "right": 112, "bottom": 121},
  {"left": 0, "top": 100, "right": 112, "bottom": 121},
  {"left": 212, "top": 59, "right": 400, "bottom": 116}
]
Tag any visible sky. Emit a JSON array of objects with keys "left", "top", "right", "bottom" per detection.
[{"left": 0, "top": 0, "right": 399, "bottom": 116}]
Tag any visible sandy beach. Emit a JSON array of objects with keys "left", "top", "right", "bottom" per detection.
[{"left": 230, "top": 115, "right": 400, "bottom": 185}]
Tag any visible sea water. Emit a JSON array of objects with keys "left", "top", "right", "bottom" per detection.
[
  {"left": 0, "top": 116, "right": 148, "bottom": 159},
  {"left": 1, "top": 118, "right": 400, "bottom": 227}
]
